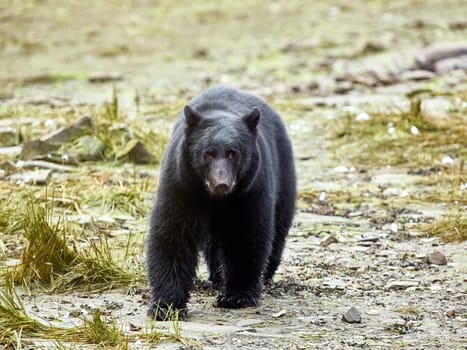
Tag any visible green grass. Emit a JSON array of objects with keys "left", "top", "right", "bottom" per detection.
[
  {"left": 82, "top": 312, "right": 126, "bottom": 347},
  {"left": 8, "top": 195, "right": 144, "bottom": 292}
]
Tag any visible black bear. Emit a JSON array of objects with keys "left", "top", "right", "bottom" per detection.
[{"left": 146, "top": 85, "right": 296, "bottom": 319}]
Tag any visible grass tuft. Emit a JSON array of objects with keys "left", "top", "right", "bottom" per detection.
[
  {"left": 419, "top": 213, "right": 466, "bottom": 243},
  {"left": 82, "top": 311, "right": 126, "bottom": 347},
  {"left": 12, "top": 196, "right": 78, "bottom": 287},
  {"left": 9, "top": 195, "right": 143, "bottom": 292},
  {"left": 0, "top": 275, "right": 49, "bottom": 345}
]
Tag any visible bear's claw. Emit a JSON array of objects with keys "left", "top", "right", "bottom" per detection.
[{"left": 213, "top": 294, "right": 259, "bottom": 309}]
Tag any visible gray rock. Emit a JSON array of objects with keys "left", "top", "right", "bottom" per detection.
[
  {"left": 320, "top": 235, "right": 338, "bottom": 247},
  {"left": 0, "top": 146, "right": 22, "bottom": 157},
  {"left": 356, "top": 236, "right": 380, "bottom": 244},
  {"left": 427, "top": 251, "right": 447, "bottom": 265},
  {"left": 20, "top": 139, "right": 57, "bottom": 160},
  {"left": 415, "top": 42, "right": 467, "bottom": 70},
  {"left": 0, "top": 160, "right": 16, "bottom": 171},
  {"left": 400, "top": 70, "right": 436, "bottom": 81},
  {"left": 297, "top": 316, "right": 330, "bottom": 325},
  {"left": 116, "top": 140, "right": 155, "bottom": 164},
  {"left": 342, "top": 307, "right": 361, "bottom": 323},
  {"left": 0, "top": 127, "right": 19, "bottom": 147},
  {"left": 385, "top": 280, "right": 420, "bottom": 290},
  {"left": 434, "top": 55, "right": 467, "bottom": 74},
  {"left": 322, "top": 277, "right": 347, "bottom": 290},
  {"left": 8, "top": 169, "right": 53, "bottom": 185},
  {"left": 73, "top": 135, "right": 107, "bottom": 161},
  {"left": 334, "top": 81, "right": 354, "bottom": 94},
  {"left": 16, "top": 160, "right": 75, "bottom": 172},
  {"left": 42, "top": 114, "right": 94, "bottom": 144}
]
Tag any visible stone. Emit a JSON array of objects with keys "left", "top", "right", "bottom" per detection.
[
  {"left": 8, "top": 169, "right": 53, "bottom": 185},
  {"left": 334, "top": 81, "right": 354, "bottom": 94},
  {"left": 116, "top": 139, "right": 155, "bottom": 164},
  {"left": 427, "top": 251, "right": 447, "bottom": 265},
  {"left": 322, "top": 277, "right": 347, "bottom": 290},
  {"left": 434, "top": 55, "right": 467, "bottom": 74},
  {"left": 342, "top": 307, "right": 361, "bottom": 323},
  {"left": 42, "top": 114, "right": 94, "bottom": 144},
  {"left": 16, "top": 160, "right": 75, "bottom": 172},
  {"left": 415, "top": 42, "right": 467, "bottom": 71},
  {"left": 445, "top": 310, "right": 456, "bottom": 318},
  {"left": 400, "top": 70, "right": 436, "bottom": 81},
  {"left": 385, "top": 280, "right": 420, "bottom": 290},
  {"left": 73, "top": 135, "right": 107, "bottom": 161},
  {"left": 19, "top": 117, "right": 93, "bottom": 164},
  {"left": 272, "top": 310, "right": 286, "bottom": 318},
  {"left": 0, "top": 127, "right": 19, "bottom": 146},
  {"left": 19, "top": 139, "right": 79, "bottom": 165},
  {"left": 0, "top": 160, "right": 16, "bottom": 171},
  {"left": 19, "top": 140, "right": 60, "bottom": 160},
  {"left": 320, "top": 235, "right": 338, "bottom": 247},
  {"left": 0, "top": 146, "right": 22, "bottom": 157}
]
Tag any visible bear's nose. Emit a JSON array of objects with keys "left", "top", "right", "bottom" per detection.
[{"left": 214, "top": 183, "right": 230, "bottom": 195}]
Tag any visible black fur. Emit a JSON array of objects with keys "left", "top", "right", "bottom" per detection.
[{"left": 146, "top": 85, "right": 296, "bottom": 319}]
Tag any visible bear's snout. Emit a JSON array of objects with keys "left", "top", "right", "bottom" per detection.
[
  {"left": 206, "top": 160, "right": 235, "bottom": 196},
  {"left": 206, "top": 177, "right": 235, "bottom": 196}
]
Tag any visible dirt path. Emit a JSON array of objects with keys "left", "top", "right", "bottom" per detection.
[{"left": 0, "top": 1, "right": 466, "bottom": 349}]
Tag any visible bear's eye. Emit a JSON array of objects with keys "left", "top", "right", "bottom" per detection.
[
  {"left": 227, "top": 150, "right": 237, "bottom": 160},
  {"left": 204, "top": 150, "right": 215, "bottom": 161}
]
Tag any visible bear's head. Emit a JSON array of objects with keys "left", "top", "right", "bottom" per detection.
[{"left": 183, "top": 105, "right": 260, "bottom": 198}]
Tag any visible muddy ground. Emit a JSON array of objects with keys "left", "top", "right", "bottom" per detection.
[{"left": 0, "top": 1, "right": 466, "bottom": 349}]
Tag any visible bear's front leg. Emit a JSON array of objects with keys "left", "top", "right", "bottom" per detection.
[
  {"left": 213, "top": 203, "right": 273, "bottom": 309},
  {"left": 146, "top": 204, "right": 199, "bottom": 320}
]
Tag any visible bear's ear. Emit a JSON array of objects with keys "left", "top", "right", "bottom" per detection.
[
  {"left": 184, "top": 105, "right": 203, "bottom": 129},
  {"left": 243, "top": 107, "right": 261, "bottom": 132}
]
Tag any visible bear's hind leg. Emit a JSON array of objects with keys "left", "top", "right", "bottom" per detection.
[
  {"left": 265, "top": 189, "right": 295, "bottom": 282},
  {"left": 204, "top": 239, "right": 223, "bottom": 290}
]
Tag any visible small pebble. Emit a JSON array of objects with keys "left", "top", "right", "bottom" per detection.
[
  {"left": 445, "top": 310, "right": 456, "bottom": 318},
  {"left": 320, "top": 235, "right": 338, "bottom": 248},
  {"left": 442, "top": 156, "right": 454, "bottom": 165},
  {"left": 342, "top": 307, "right": 361, "bottom": 323},
  {"left": 410, "top": 125, "right": 420, "bottom": 135},
  {"left": 319, "top": 191, "right": 327, "bottom": 201},
  {"left": 334, "top": 165, "right": 349, "bottom": 173},
  {"left": 272, "top": 310, "right": 286, "bottom": 318},
  {"left": 355, "top": 112, "right": 371, "bottom": 122}
]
